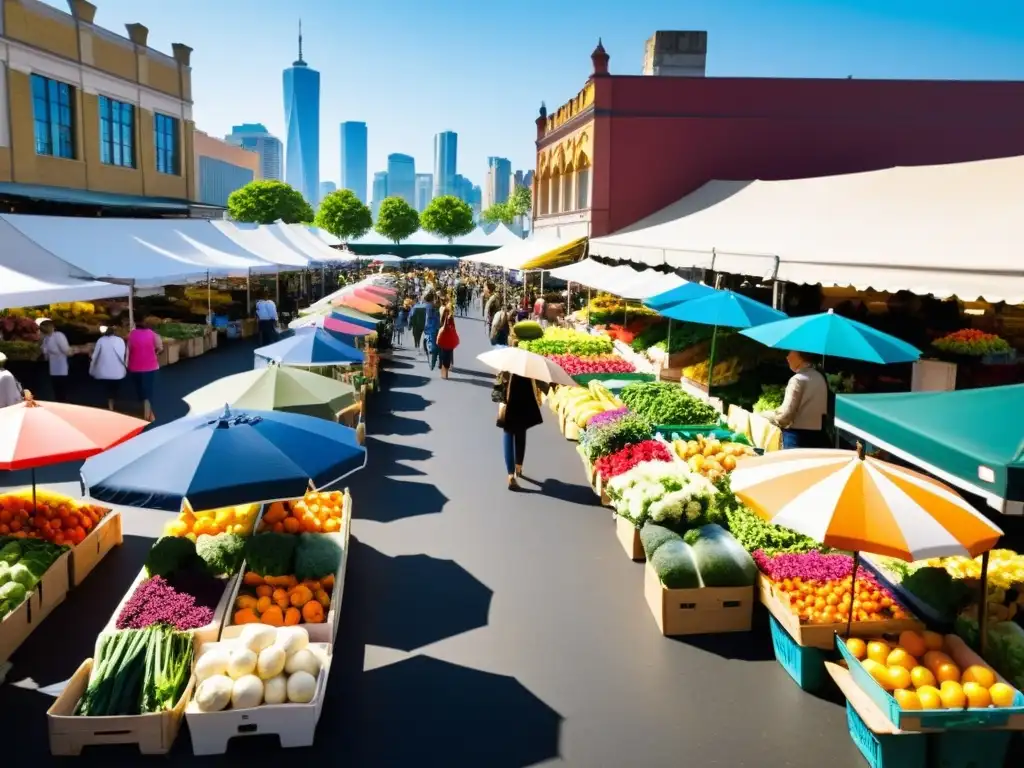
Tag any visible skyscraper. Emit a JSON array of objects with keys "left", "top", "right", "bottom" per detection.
[
  {"left": 339, "top": 122, "right": 368, "bottom": 203},
  {"left": 414, "top": 173, "right": 433, "bottom": 211},
  {"left": 371, "top": 171, "right": 388, "bottom": 217},
  {"left": 386, "top": 153, "right": 416, "bottom": 207},
  {"left": 224, "top": 123, "right": 282, "bottom": 181},
  {"left": 433, "top": 131, "right": 457, "bottom": 198},
  {"left": 484, "top": 156, "right": 512, "bottom": 208},
  {"left": 283, "top": 21, "right": 320, "bottom": 205}
]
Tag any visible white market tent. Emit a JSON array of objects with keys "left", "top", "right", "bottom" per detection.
[
  {"left": 348, "top": 229, "right": 447, "bottom": 248},
  {"left": 212, "top": 221, "right": 311, "bottom": 271},
  {"left": 0, "top": 219, "right": 127, "bottom": 308},
  {"left": 589, "top": 155, "right": 1024, "bottom": 304},
  {"left": 483, "top": 224, "right": 525, "bottom": 246},
  {"left": 307, "top": 226, "right": 343, "bottom": 247},
  {"left": 0, "top": 215, "right": 273, "bottom": 288},
  {"left": 546, "top": 259, "right": 612, "bottom": 285},
  {"left": 463, "top": 232, "right": 585, "bottom": 270},
  {"left": 273, "top": 223, "right": 356, "bottom": 263}
]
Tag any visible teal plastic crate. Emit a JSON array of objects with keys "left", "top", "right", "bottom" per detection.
[
  {"left": 929, "top": 729, "right": 1014, "bottom": 768},
  {"left": 571, "top": 373, "right": 655, "bottom": 387},
  {"left": 846, "top": 703, "right": 926, "bottom": 768},
  {"left": 835, "top": 636, "right": 1024, "bottom": 730},
  {"left": 769, "top": 615, "right": 827, "bottom": 691}
]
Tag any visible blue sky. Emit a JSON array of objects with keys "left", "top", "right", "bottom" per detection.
[{"left": 42, "top": 0, "right": 1024, "bottom": 191}]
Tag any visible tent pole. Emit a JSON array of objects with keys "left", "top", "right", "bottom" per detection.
[
  {"left": 587, "top": 286, "right": 592, "bottom": 329},
  {"left": 321, "top": 265, "right": 326, "bottom": 299},
  {"left": 206, "top": 271, "right": 212, "bottom": 325},
  {"left": 127, "top": 280, "right": 136, "bottom": 328},
  {"left": 246, "top": 269, "right": 251, "bottom": 316},
  {"left": 276, "top": 271, "right": 281, "bottom": 306}
]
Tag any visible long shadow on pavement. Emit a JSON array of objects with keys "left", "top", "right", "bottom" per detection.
[
  {"left": 381, "top": 372, "right": 431, "bottom": 391},
  {"left": 514, "top": 477, "right": 601, "bottom": 507},
  {"left": 383, "top": 391, "right": 432, "bottom": 412},
  {"left": 343, "top": 538, "right": 492, "bottom": 652},
  {"left": 449, "top": 366, "right": 493, "bottom": 379},
  {"left": 673, "top": 604, "right": 777, "bottom": 662},
  {"left": 345, "top": 475, "right": 448, "bottom": 523},
  {"left": 359, "top": 438, "right": 433, "bottom": 478},
  {"left": 370, "top": 414, "right": 431, "bottom": 437}
]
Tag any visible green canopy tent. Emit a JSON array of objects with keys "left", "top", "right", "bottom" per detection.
[{"left": 835, "top": 384, "right": 1024, "bottom": 514}]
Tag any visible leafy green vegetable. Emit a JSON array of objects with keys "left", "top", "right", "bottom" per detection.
[
  {"left": 195, "top": 533, "right": 247, "bottom": 577},
  {"left": 630, "top": 322, "right": 669, "bottom": 352},
  {"left": 153, "top": 322, "right": 205, "bottom": 340},
  {"left": 901, "top": 566, "right": 971, "bottom": 619},
  {"left": 955, "top": 617, "right": 1024, "bottom": 691},
  {"left": 718, "top": 479, "right": 823, "bottom": 555},
  {"left": 752, "top": 384, "right": 785, "bottom": 413},
  {"left": 145, "top": 536, "right": 203, "bottom": 579},
  {"left": 619, "top": 381, "right": 720, "bottom": 426},
  {"left": 243, "top": 532, "right": 298, "bottom": 577},
  {"left": 640, "top": 523, "right": 682, "bottom": 558},
  {"left": 294, "top": 533, "right": 343, "bottom": 581},
  {"left": 649, "top": 324, "right": 715, "bottom": 354},
  {"left": 580, "top": 412, "right": 653, "bottom": 461}
]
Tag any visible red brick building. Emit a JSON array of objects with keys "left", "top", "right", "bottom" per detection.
[{"left": 534, "top": 37, "right": 1024, "bottom": 240}]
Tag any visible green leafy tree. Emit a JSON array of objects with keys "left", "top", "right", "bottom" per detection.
[
  {"left": 508, "top": 185, "right": 533, "bottom": 219},
  {"left": 480, "top": 201, "right": 514, "bottom": 226},
  {"left": 227, "top": 180, "right": 314, "bottom": 224},
  {"left": 420, "top": 195, "right": 476, "bottom": 243},
  {"left": 315, "top": 189, "right": 372, "bottom": 241},
  {"left": 374, "top": 196, "right": 421, "bottom": 244}
]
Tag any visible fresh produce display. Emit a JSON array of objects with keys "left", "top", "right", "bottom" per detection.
[
  {"left": 196, "top": 534, "right": 247, "bottom": 577},
  {"left": 191, "top": 625, "right": 325, "bottom": 711},
  {"left": 511, "top": 320, "right": 543, "bottom": 340},
  {"left": 682, "top": 357, "right": 743, "bottom": 387},
  {"left": 116, "top": 575, "right": 218, "bottom": 631},
  {"left": 257, "top": 490, "right": 349, "bottom": 534},
  {"left": 0, "top": 537, "right": 67, "bottom": 619},
  {"left": 602, "top": 318, "right": 658, "bottom": 345},
  {"left": 547, "top": 380, "right": 626, "bottom": 429},
  {"left": 752, "top": 384, "right": 785, "bottom": 413},
  {"left": 163, "top": 502, "right": 261, "bottom": 539},
  {"left": 648, "top": 324, "right": 715, "bottom": 355},
  {"left": 0, "top": 315, "right": 42, "bottom": 342},
  {"left": 954, "top": 617, "right": 1024, "bottom": 692},
  {"left": 75, "top": 625, "right": 194, "bottom": 716},
  {"left": 594, "top": 440, "right": 673, "bottom": 481},
  {"left": 933, "top": 329, "right": 1013, "bottom": 356},
  {"left": 630, "top": 322, "right": 669, "bottom": 353},
  {"left": 519, "top": 327, "right": 614, "bottom": 357},
  {"left": 0, "top": 340, "right": 41, "bottom": 361},
  {"left": 579, "top": 411, "right": 653, "bottom": 462},
  {"left": 722, "top": 504, "right": 824, "bottom": 556},
  {"left": 0, "top": 490, "right": 110, "bottom": 546},
  {"left": 756, "top": 550, "right": 912, "bottom": 624},
  {"left": 671, "top": 435, "right": 755, "bottom": 481},
  {"left": 153, "top": 322, "right": 206, "bottom": 340},
  {"left": 843, "top": 631, "right": 1018, "bottom": 710},
  {"left": 643, "top": 523, "right": 758, "bottom": 589},
  {"left": 619, "top": 381, "right": 720, "bottom": 426},
  {"left": 549, "top": 354, "right": 636, "bottom": 376},
  {"left": 587, "top": 407, "right": 629, "bottom": 429},
  {"left": 605, "top": 461, "right": 719, "bottom": 528}
]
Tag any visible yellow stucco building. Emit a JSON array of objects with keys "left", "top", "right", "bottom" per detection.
[{"left": 0, "top": 0, "right": 196, "bottom": 214}]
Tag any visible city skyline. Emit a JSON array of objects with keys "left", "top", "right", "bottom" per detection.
[
  {"left": 282, "top": 23, "right": 319, "bottom": 204},
  {"left": 339, "top": 121, "right": 368, "bottom": 204}
]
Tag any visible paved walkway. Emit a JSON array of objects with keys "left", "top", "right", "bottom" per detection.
[{"left": 0, "top": 316, "right": 868, "bottom": 767}]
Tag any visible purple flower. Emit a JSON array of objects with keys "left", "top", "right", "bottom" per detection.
[
  {"left": 588, "top": 407, "right": 629, "bottom": 428},
  {"left": 116, "top": 575, "right": 217, "bottom": 631}
]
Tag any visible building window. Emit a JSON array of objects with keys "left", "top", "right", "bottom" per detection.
[
  {"left": 576, "top": 165, "right": 591, "bottom": 210},
  {"left": 154, "top": 113, "right": 180, "bottom": 175},
  {"left": 99, "top": 96, "right": 135, "bottom": 168},
  {"left": 562, "top": 169, "right": 574, "bottom": 212},
  {"left": 31, "top": 74, "right": 75, "bottom": 159}
]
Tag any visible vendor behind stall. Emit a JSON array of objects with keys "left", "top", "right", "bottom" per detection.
[{"left": 764, "top": 350, "right": 829, "bottom": 449}]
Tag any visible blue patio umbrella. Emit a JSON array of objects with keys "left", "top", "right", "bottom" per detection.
[
  {"left": 660, "top": 290, "right": 787, "bottom": 394},
  {"left": 643, "top": 281, "right": 716, "bottom": 311},
  {"left": 80, "top": 407, "right": 367, "bottom": 512},
  {"left": 255, "top": 327, "right": 364, "bottom": 367},
  {"left": 740, "top": 308, "right": 921, "bottom": 364}
]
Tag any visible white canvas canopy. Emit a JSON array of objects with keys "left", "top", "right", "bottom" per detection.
[
  {"left": 0, "top": 219, "right": 127, "bottom": 308},
  {"left": 212, "top": 221, "right": 312, "bottom": 270},
  {"left": 0, "top": 215, "right": 273, "bottom": 287},
  {"left": 589, "top": 156, "right": 1024, "bottom": 303},
  {"left": 546, "top": 259, "right": 614, "bottom": 284},
  {"left": 348, "top": 228, "right": 447, "bottom": 248},
  {"left": 273, "top": 223, "right": 356, "bottom": 263},
  {"left": 463, "top": 233, "right": 582, "bottom": 270},
  {"left": 483, "top": 224, "right": 525, "bottom": 246}
]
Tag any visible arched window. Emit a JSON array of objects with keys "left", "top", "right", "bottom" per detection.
[
  {"left": 562, "top": 160, "right": 575, "bottom": 212},
  {"left": 575, "top": 152, "right": 591, "bottom": 210}
]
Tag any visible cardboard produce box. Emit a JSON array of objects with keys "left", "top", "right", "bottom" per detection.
[{"left": 644, "top": 561, "right": 753, "bottom": 636}]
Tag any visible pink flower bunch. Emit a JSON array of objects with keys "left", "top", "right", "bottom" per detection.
[
  {"left": 550, "top": 354, "right": 636, "bottom": 376},
  {"left": 594, "top": 439, "right": 672, "bottom": 480}
]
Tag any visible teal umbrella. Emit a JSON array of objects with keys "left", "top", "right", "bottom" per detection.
[
  {"left": 660, "top": 290, "right": 787, "bottom": 395},
  {"left": 740, "top": 309, "right": 921, "bottom": 364},
  {"left": 643, "top": 281, "right": 716, "bottom": 311}
]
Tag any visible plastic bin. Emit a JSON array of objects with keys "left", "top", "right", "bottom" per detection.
[
  {"left": 929, "top": 729, "right": 1014, "bottom": 768},
  {"left": 769, "top": 615, "right": 827, "bottom": 692},
  {"left": 846, "top": 702, "right": 926, "bottom": 768},
  {"left": 570, "top": 373, "right": 656, "bottom": 387}
]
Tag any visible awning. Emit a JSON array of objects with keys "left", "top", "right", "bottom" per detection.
[
  {"left": 547, "top": 259, "right": 615, "bottom": 284},
  {"left": 835, "top": 385, "right": 1024, "bottom": 509},
  {"left": 481, "top": 224, "right": 524, "bottom": 246},
  {"left": 467, "top": 234, "right": 585, "bottom": 270},
  {"left": 349, "top": 228, "right": 447, "bottom": 248},
  {"left": 0, "top": 214, "right": 273, "bottom": 287},
  {"left": 589, "top": 156, "right": 1024, "bottom": 303},
  {"left": 0, "top": 219, "right": 128, "bottom": 308},
  {"left": 267, "top": 222, "right": 356, "bottom": 264},
  {"left": 213, "top": 221, "right": 311, "bottom": 271}
]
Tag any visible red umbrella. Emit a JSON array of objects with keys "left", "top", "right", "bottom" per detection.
[
  {"left": 0, "top": 391, "right": 148, "bottom": 505},
  {"left": 362, "top": 285, "right": 397, "bottom": 299},
  {"left": 324, "top": 316, "right": 374, "bottom": 336}
]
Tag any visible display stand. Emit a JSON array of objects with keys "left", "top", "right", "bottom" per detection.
[{"left": 644, "top": 562, "right": 753, "bottom": 636}]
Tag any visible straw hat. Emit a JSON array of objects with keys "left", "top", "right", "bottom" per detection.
[{"left": 0, "top": 351, "right": 7, "bottom": 364}]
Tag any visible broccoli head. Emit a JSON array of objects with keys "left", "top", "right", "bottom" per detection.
[
  {"left": 145, "top": 536, "right": 202, "bottom": 579},
  {"left": 195, "top": 533, "right": 247, "bottom": 577}
]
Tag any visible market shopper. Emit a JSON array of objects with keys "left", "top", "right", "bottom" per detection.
[
  {"left": 38, "top": 319, "right": 70, "bottom": 402},
  {"left": 490, "top": 302, "right": 513, "bottom": 346},
  {"left": 423, "top": 292, "right": 442, "bottom": 369},
  {"left": 409, "top": 298, "right": 428, "bottom": 355},
  {"left": 127, "top": 320, "right": 162, "bottom": 422},
  {"left": 493, "top": 371, "right": 544, "bottom": 490},
  {"left": 255, "top": 293, "right": 279, "bottom": 347},
  {"left": 435, "top": 300, "right": 459, "bottom": 379},
  {"left": 0, "top": 352, "right": 23, "bottom": 407},
  {"left": 764, "top": 349, "right": 829, "bottom": 449},
  {"left": 89, "top": 325, "right": 128, "bottom": 411},
  {"left": 393, "top": 303, "right": 408, "bottom": 347}
]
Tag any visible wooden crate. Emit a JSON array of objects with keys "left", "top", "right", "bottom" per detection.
[
  {"left": 70, "top": 510, "right": 122, "bottom": 587},
  {"left": 35, "top": 550, "right": 71, "bottom": 618},
  {"left": 222, "top": 492, "right": 352, "bottom": 645},
  {"left": 644, "top": 562, "right": 753, "bottom": 636},
  {"left": 157, "top": 340, "right": 180, "bottom": 367},
  {"left": 185, "top": 643, "right": 332, "bottom": 754},
  {"left": 615, "top": 515, "right": 645, "bottom": 561},
  {"left": 0, "top": 593, "right": 32, "bottom": 667},
  {"left": 759, "top": 575, "right": 923, "bottom": 650},
  {"left": 47, "top": 659, "right": 195, "bottom": 756}
]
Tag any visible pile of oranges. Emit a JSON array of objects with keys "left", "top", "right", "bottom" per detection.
[
  {"left": 846, "top": 630, "right": 1017, "bottom": 710},
  {"left": 777, "top": 575, "right": 910, "bottom": 624},
  {"left": 0, "top": 492, "right": 108, "bottom": 546},
  {"left": 257, "top": 491, "right": 347, "bottom": 535}
]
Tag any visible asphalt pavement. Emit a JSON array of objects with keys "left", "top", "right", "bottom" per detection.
[{"left": 0, "top": 316, "right": 886, "bottom": 766}]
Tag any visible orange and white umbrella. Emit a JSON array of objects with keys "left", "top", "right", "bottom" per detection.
[{"left": 729, "top": 447, "right": 1002, "bottom": 561}]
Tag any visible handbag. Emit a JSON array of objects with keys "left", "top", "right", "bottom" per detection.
[
  {"left": 437, "top": 317, "right": 460, "bottom": 350},
  {"left": 495, "top": 375, "right": 512, "bottom": 428}
]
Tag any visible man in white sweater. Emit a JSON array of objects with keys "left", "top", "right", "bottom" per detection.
[
  {"left": 764, "top": 350, "right": 829, "bottom": 449},
  {"left": 0, "top": 352, "right": 23, "bottom": 407}
]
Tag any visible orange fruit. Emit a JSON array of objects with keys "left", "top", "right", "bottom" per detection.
[
  {"left": 910, "top": 666, "right": 936, "bottom": 689},
  {"left": 899, "top": 630, "right": 927, "bottom": 658},
  {"left": 917, "top": 685, "right": 942, "bottom": 710},
  {"left": 887, "top": 666, "right": 912, "bottom": 690},
  {"left": 961, "top": 665, "right": 996, "bottom": 688},
  {"left": 867, "top": 641, "right": 891, "bottom": 665},
  {"left": 939, "top": 681, "right": 966, "bottom": 709},
  {"left": 863, "top": 659, "right": 893, "bottom": 690},
  {"left": 922, "top": 651, "right": 951, "bottom": 672},
  {"left": 922, "top": 630, "right": 945, "bottom": 651},
  {"left": 894, "top": 689, "right": 921, "bottom": 710},
  {"left": 887, "top": 649, "right": 917, "bottom": 671},
  {"left": 962, "top": 682, "right": 992, "bottom": 709},
  {"left": 989, "top": 683, "right": 1015, "bottom": 708},
  {"left": 935, "top": 662, "right": 961, "bottom": 684}
]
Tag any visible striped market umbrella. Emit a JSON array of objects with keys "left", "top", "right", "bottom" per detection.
[
  {"left": 729, "top": 445, "right": 1002, "bottom": 561},
  {"left": 332, "top": 295, "right": 385, "bottom": 315}
]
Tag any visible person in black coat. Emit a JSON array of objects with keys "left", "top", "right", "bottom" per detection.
[{"left": 493, "top": 371, "right": 544, "bottom": 490}]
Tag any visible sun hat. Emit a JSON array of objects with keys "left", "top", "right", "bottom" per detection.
[
  {"left": 0, "top": 352, "right": 7, "bottom": 364},
  {"left": 35, "top": 317, "right": 51, "bottom": 326}
]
